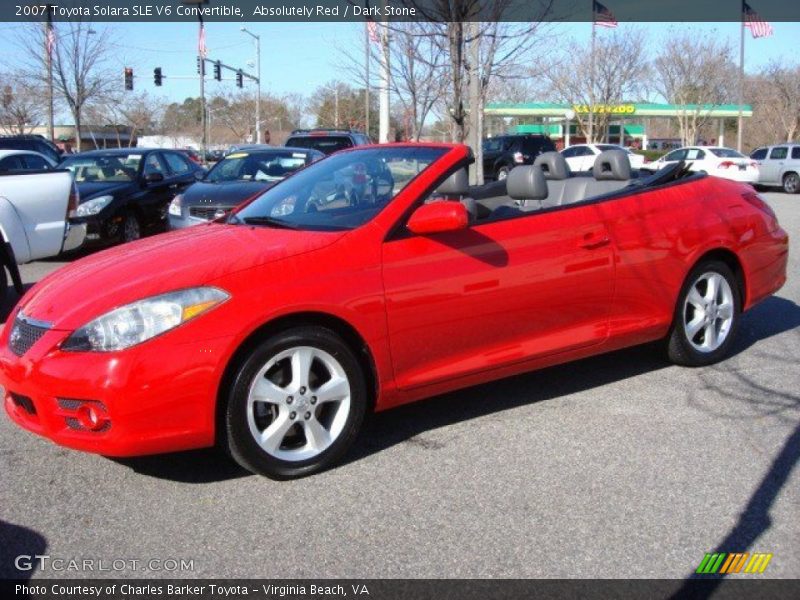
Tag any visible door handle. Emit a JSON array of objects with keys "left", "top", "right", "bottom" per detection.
[{"left": 579, "top": 234, "right": 610, "bottom": 250}]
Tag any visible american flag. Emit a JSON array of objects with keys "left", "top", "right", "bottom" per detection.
[
  {"left": 743, "top": 2, "right": 773, "bottom": 38},
  {"left": 593, "top": 1, "right": 618, "bottom": 28},
  {"left": 45, "top": 24, "right": 56, "bottom": 58},
  {"left": 367, "top": 21, "right": 379, "bottom": 45},
  {"left": 198, "top": 21, "right": 208, "bottom": 58}
]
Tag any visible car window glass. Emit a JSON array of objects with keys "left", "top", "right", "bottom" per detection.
[
  {"left": 22, "top": 154, "right": 50, "bottom": 170},
  {"left": 285, "top": 136, "right": 354, "bottom": 154},
  {"left": 769, "top": 147, "right": 788, "bottom": 160},
  {"left": 0, "top": 155, "right": 24, "bottom": 170},
  {"left": 164, "top": 152, "right": 191, "bottom": 175},
  {"left": 792, "top": 147, "right": 800, "bottom": 160},
  {"left": 685, "top": 149, "right": 705, "bottom": 160},
  {"left": 750, "top": 148, "right": 767, "bottom": 160},
  {"left": 663, "top": 149, "right": 686, "bottom": 162},
  {"left": 561, "top": 147, "right": 576, "bottom": 158},
  {"left": 60, "top": 154, "right": 139, "bottom": 182},
  {"left": 483, "top": 139, "right": 501, "bottom": 153},
  {"left": 144, "top": 153, "right": 167, "bottom": 176},
  {"left": 578, "top": 147, "right": 594, "bottom": 157}
]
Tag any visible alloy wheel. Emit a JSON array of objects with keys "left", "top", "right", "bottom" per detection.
[
  {"left": 682, "top": 272, "right": 735, "bottom": 353},
  {"left": 784, "top": 173, "right": 799, "bottom": 194},
  {"left": 245, "top": 346, "right": 351, "bottom": 462}
]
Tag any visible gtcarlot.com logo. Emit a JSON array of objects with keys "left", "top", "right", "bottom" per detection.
[
  {"left": 695, "top": 552, "right": 773, "bottom": 574},
  {"left": 15, "top": 555, "right": 195, "bottom": 573}
]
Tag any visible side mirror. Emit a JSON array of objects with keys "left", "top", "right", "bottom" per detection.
[
  {"left": 144, "top": 172, "right": 164, "bottom": 184},
  {"left": 194, "top": 169, "right": 205, "bottom": 181},
  {"left": 407, "top": 201, "right": 468, "bottom": 235}
]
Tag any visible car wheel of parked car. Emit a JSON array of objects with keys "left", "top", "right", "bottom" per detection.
[
  {"left": 496, "top": 166, "right": 510, "bottom": 181},
  {"left": 121, "top": 211, "right": 141, "bottom": 243},
  {"left": 783, "top": 172, "right": 799, "bottom": 194},
  {"left": 224, "top": 326, "right": 367, "bottom": 479},
  {"left": 667, "top": 260, "right": 741, "bottom": 367}
]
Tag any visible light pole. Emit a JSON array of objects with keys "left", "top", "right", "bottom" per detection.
[
  {"left": 564, "top": 109, "right": 575, "bottom": 149},
  {"left": 241, "top": 27, "right": 261, "bottom": 144}
]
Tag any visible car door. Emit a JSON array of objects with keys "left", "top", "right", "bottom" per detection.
[
  {"left": 139, "top": 152, "right": 173, "bottom": 224},
  {"left": 482, "top": 138, "right": 502, "bottom": 177},
  {"left": 163, "top": 151, "right": 197, "bottom": 195},
  {"left": 381, "top": 196, "right": 615, "bottom": 390},
  {"left": 561, "top": 146, "right": 580, "bottom": 171},
  {"left": 579, "top": 146, "right": 600, "bottom": 172},
  {"left": 0, "top": 155, "right": 24, "bottom": 171},
  {"left": 684, "top": 148, "right": 706, "bottom": 172},
  {"left": 656, "top": 148, "right": 687, "bottom": 170},
  {"left": 761, "top": 146, "right": 787, "bottom": 184}
]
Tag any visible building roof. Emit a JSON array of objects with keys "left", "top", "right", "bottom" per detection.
[{"left": 486, "top": 102, "right": 753, "bottom": 119}]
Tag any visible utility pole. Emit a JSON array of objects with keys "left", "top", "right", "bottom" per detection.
[
  {"left": 334, "top": 86, "right": 339, "bottom": 128},
  {"left": 241, "top": 27, "right": 261, "bottom": 144},
  {"left": 44, "top": 5, "right": 54, "bottom": 144},
  {"left": 364, "top": 22, "right": 370, "bottom": 137},
  {"left": 737, "top": 3, "right": 745, "bottom": 153},
  {"left": 379, "top": 18, "right": 390, "bottom": 143},
  {"left": 468, "top": 20, "right": 481, "bottom": 185}
]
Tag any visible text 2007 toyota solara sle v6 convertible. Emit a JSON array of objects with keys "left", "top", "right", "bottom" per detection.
[{"left": 1, "top": 145, "right": 788, "bottom": 478}]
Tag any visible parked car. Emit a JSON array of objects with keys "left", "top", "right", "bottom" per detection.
[
  {"left": 0, "top": 169, "right": 85, "bottom": 301},
  {"left": 0, "top": 134, "right": 62, "bottom": 165},
  {"left": 1, "top": 146, "right": 787, "bottom": 479},
  {"left": 169, "top": 147, "right": 324, "bottom": 229},
  {"left": 750, "top": 143, "right": 800, "bottom": 194},
  {"left": 284, "top": 129, "right": 371, "bottom": 155},
  {"left": 0, "top": 150, "right": 56, "bottom": 171},
  {"left": 59, "top": 148, "right": 204, "bottom": 244},
  {"left": 649, "top": 146, "right": 759, "bottom": 183},
  {"left": 560, "top": 143, "right": 646, "bottom": 172},
  {"left": 178, "top": 148, "right": 203, "bottom": 165},
  {"left": 482, "top": 134, "right": 556, "bottom": 180}
]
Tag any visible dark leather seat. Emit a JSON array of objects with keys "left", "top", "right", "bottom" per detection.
[
  {"left": 561, "top": 149, "right": 632, "bottom": 204},
  {"left": 431, "top": 167, "right": 480, "bottom": 222}
]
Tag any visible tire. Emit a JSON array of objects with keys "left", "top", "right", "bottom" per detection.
[
  {"left": 666, "top": 260, "right": 741, "bottom": 367},
  {"left": 0, "top": 266, "right": 7, "bottom": 306},
  {"left": 782, "top": 172, "right": 799, "bottom": 194},
  {"left": 121, "top": 211, "right": 142, "bottom": 243},
  {"left": 496, "top": 166, "right": 510, "bottom": 181},
  {"left": 224, "top": 326, "right": 367, "bottom": 479}
]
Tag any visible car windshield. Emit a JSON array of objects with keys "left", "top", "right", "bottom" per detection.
[
  {"left": 231, "top": 146, "right": 447, "bottom": 231},
  {"left": 205, "top": 151, "right": 310, "bottom": 183},
  {"left": 60, "top": 154, "right": 140, "bottom": 182},
  {"left": 709, "top": 148, "right": 745, "bottom": 158},
  {"left": 286, "top": 136, "right": 354, "bottom": 154}
]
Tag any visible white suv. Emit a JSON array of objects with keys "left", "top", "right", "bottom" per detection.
[{"left": 750, "top": 144, "right": 800, "bottom": 194}]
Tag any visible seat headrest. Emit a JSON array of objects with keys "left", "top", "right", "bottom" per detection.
[
  {"left": 592, "top": 150, "right": 631, "bottom": 180},
  {"left": 534, "top": 152, "right": 571, "bottom": 180},
  {"left": 506, "top": 166, "right": 548, "bottom": 201},
  {"left": 435, "top": 168, "right": 469, "bottom": 196}
]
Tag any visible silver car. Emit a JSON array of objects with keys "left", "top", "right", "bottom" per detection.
[{"left": 750, "top": 143, "right": 800, "bottom": 194}]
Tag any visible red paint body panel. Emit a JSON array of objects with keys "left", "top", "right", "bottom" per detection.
[{"left": 1, "top": 144, "right": 789, "bottom": 456}]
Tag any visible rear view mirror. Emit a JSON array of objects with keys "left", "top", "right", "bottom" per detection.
[{"left": 407, "top": 201, "right": 468, "bottom": 235}]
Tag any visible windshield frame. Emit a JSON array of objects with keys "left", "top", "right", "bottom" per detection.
[{"left": 230, "top": 146, "right": 448, "bottom": 232}]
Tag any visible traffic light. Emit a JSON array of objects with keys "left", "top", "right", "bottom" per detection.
[
  {"left": 154, "top": 67, "right": 163, "bottom": 86},
  {"left": 196, "top": 56, "right": 204, "bottom": 75},
  {"left": 213, "top": 60, "right": 221, "bottom": 81},
  {"left": 124, "top": 67, "right": 133, "bottom": 91},
  {"left": 236, "top": 70, "right": 243, "bottom": 88}
]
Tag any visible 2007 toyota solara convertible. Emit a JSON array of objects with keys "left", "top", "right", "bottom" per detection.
[{"left": 1, "top": 144, "right": 788, "bottom": 479}]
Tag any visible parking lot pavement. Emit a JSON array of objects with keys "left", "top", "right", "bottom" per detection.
[{"left": 0, "top": 193, "right": 797, "bottom": 580}]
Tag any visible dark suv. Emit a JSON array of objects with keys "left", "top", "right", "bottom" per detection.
[
  {"left": 482, "top": 134, "right": 556, "bottom": 180},
  {"left": 284, "top": 129, "right": 371, "bottom": 155},
  {"left": 0, "top": 134, "right": 62, "bottom": 164}
]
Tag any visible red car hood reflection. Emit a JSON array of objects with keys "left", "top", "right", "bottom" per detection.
[{"left": 20, "top": 223, "right": 346, "bottom": 330}]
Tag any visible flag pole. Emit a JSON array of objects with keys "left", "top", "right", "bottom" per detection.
[
  {"left": 365, "top": 22, "right": 370, "bottom": 137},
  {"left": 589, "top": 2, "right": 596, "bottom": 144},
  {"left": 737, "top": 1, "right": 745, "bottom": 152}
]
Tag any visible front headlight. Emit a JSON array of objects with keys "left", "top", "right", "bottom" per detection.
[
  {"left": 76, "top": 195, "right": 113, "bottom": 217},
  {"left": 62, "top": 287, "right": 229, "bottom": 352},
  {"left": 168, "top": 194, "right": 183, "bottom": 217}
]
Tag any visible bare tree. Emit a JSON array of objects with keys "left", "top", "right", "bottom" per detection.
[
  {"left": 760, "top": 61, "right": 800, "bottom": 143},
  {"left": 18, "top": 21, "right": 114, "bottom": 150},
  {"left": 545, "top": 29, "right": 649, "bottom": 143},
  {"left": 88, "top": 91, "right": 165, "bottom": 147},
  {"left": 652, "top": 29, "right": 737, "bottom": 146},
  {"left": 0, "top": 75, "right": 44, "bottom": 135}
]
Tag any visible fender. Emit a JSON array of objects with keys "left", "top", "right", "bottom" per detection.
[{"left": 0, "top": 233, "right": 24, "bottom": 294}]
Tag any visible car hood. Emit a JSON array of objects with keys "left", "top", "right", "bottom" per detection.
[
  {"left": 181, "top": 180, "right": 273, "bottom": 208},
  {"left": 76, "top": 181, "right": 135, "bottom": 201},
  {"left": 20, "top": 224, "right": 346, "bottom": 330}
]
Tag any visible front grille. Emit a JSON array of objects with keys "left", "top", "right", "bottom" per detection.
[
  {"left": 189, "top": 206, "right": 230, "bottom": 220},
  {"left": 9, "top": 316, "right": 50, "bottom": 356}
]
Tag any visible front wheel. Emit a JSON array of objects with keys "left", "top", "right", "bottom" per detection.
[
  {"left": 666, "top": 260, "right": 741, "bottom": 366},
  {"left": 224, "top": 327, "right": 367, "bottom": 479},
  {"left": 121, "top": 211, "right": 142, "bottom": 243},
  {"left": 783, "top": 172, "right": 799, "bottom": 194}
]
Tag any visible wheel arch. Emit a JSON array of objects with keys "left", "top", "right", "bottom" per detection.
[
  {"left": 689, "top": 247, "right": 747, "bottom": 308},
  {"left": 214, "top": 311, "right": 379, "bottom": 445}
]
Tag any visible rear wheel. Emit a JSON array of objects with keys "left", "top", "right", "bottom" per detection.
[
  {"left": 225, "top": 327, "right": 367, "bottom": 479},
  {"left": 783, "top": 172, "right": 799, "bottom": 194},
  {"left": 667, "top": 260, "right": 741, "bottom": 366}
]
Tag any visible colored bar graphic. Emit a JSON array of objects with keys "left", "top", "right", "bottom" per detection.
[{"left": 697, "top": 552, "right": 772, "bottom": 574}]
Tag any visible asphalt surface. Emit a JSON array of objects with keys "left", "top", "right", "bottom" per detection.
[{"left": 0, "top": 193, "right": 798, "bottom": 580}]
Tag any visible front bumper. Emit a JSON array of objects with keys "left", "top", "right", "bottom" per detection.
[
  {"left": 0, "top": 311, "right": 234, "bottom": 457},
  {"left": 62, "top": 221, "right": 87, "bottom": 253},
  {"left": 168, "top": 212, "right": 208, "bottom": 230}
]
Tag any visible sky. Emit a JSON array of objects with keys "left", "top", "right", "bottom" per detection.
[{"left": 0, "top": 19, "right": 798, "bottom": 123}]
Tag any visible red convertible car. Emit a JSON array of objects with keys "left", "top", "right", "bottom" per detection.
[{"left": 1, "top": 144, "right": 788, "bottom": 479}]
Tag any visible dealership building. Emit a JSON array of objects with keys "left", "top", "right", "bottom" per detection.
[{"left": 484, "top": 102, "right": 753, "bottom": 150}]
